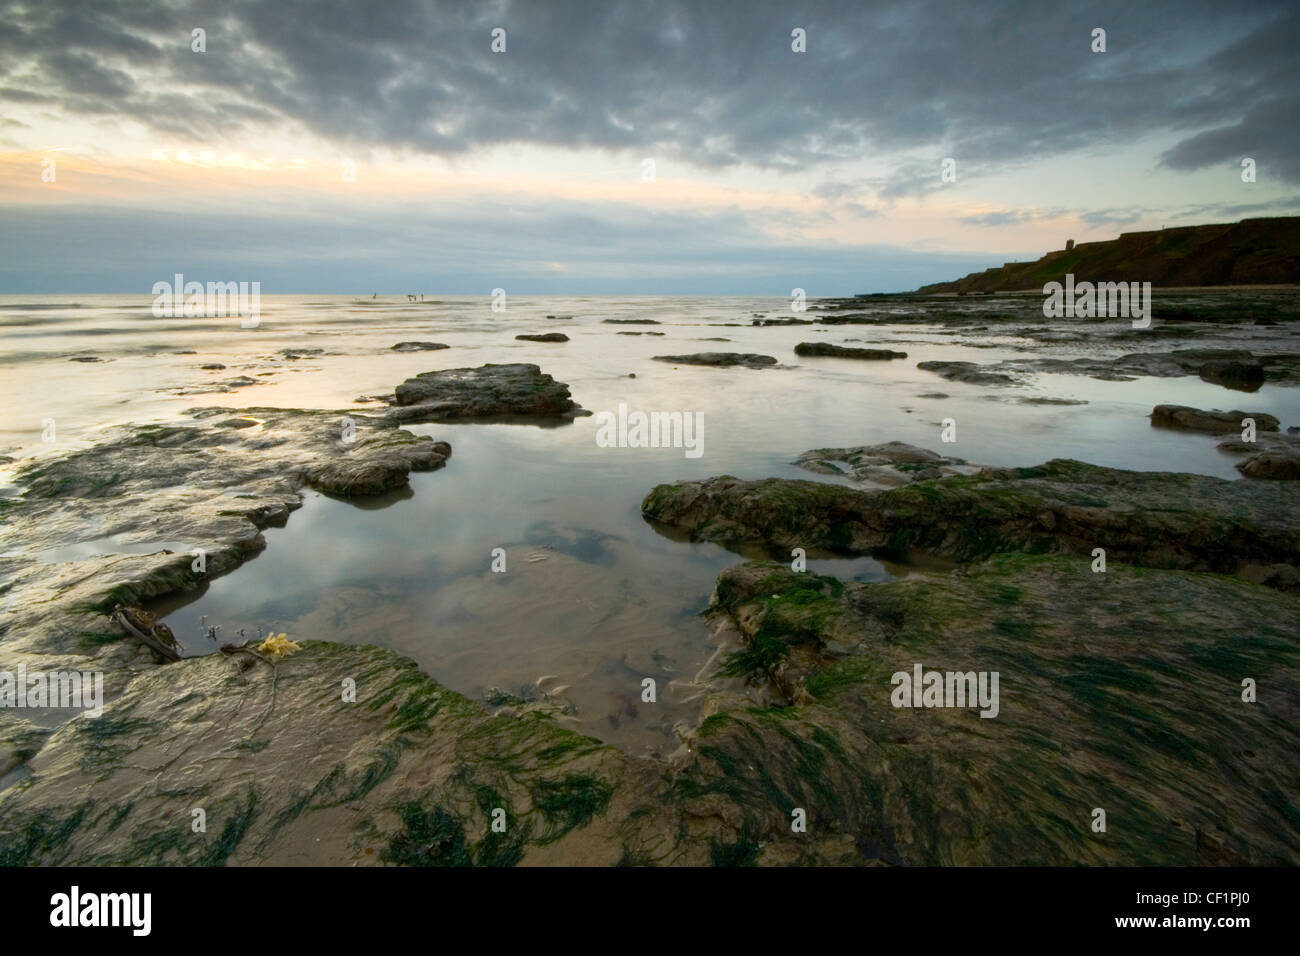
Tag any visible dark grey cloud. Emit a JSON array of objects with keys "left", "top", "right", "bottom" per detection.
[
  {"left": 1159, "top": 96, "right": 1300, "bottom": 182},
  {"left": 1, "top": 0, "right": 1298, "bottom": 181},
  {"left": 0, "top": 87, "right": 54, "bottom": 103}
]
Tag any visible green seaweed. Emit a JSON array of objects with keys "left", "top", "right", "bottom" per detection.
[
  {"left": 198, "top": 790, "right": 259, "bottom": 866},
  {"left": 530, "top": 774, "right": 614, "bottom": 844},
  {"left": 710, "top": 823, "right": 762, "bottom": 866},
  {"left": 383, "top": 804, "right": 473, "bottom": 867},
  {"left": 0, "top": 805, "right": 89, "bottom": 866}
]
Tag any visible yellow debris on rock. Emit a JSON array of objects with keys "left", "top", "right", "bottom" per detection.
[{"left": 257, "top": 632, "right": 301, "bottom": 660}]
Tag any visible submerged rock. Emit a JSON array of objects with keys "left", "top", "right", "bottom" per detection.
[
  {"left": 917, "top": 361, "right": 1016, "bottom": 385},
  {"left": 163, "top": 375, "right": 264, "bottom": 396},
  {"left": 651, "top": 353, "right": 778, "bottom": 368},
  {"left": 389, "top": 363, "right": 588, "bottom": 422},
  {"left": 794, "top": 343, "right": 907, "bottom": 360}
]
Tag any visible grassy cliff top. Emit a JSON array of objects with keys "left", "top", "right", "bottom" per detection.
[{"left": 917, "top": 216, "right": 1300, "bottom": 293}]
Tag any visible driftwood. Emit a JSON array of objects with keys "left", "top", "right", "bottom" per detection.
[{"left": 110, "top": 606, "right": 181, "bottom": 662}]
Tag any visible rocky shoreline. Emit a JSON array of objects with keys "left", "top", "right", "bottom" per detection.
[{"left": 2, "top": 351, "right": 1299, "bottom": 865}]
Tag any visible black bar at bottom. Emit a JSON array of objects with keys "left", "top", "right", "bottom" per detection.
[{"left": 1, "top": 865, "right": 1281, "bottom": 941}]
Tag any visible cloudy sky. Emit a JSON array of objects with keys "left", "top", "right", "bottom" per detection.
[{"left": 1, "top": 0, "right": 1297, "bottom": 294}]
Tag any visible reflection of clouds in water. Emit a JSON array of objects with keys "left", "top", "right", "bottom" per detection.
[
  {"left": 162, "top": 509, "right": 725, "bottom": 756},
  {"left": 521, "top": 521, "right": 623, "bottom": 566}
]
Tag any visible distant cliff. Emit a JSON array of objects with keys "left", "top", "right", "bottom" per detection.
[{"left": 916, "top": 217, "right": 1300, "bottom": 293}]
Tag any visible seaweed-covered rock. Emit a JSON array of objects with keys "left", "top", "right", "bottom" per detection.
[
  {"left": 643, "top": 458, "right": 1300, "bottom": 582},
  {"left": 515, "top": 333, "right": 569, "bottom": 343},
  {"left": 0, "top": 713, "right": 51, "bottom": 779},
  {"left": 0, "top": 642, "right": 648, "bottom": 865},
  {"left": 680, "top": 554, "right": 1300, "bottom": 865}
]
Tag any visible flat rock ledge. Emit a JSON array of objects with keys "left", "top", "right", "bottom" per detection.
[
  {"left": 916, "top": 350, "right": 1300, "bottom": 390},
  {"left": 643, "top": 456, "right": 1300, "bottom": 588},
  {"left": 1059, "top": 349, "right": 1300, "bottom": 388}
]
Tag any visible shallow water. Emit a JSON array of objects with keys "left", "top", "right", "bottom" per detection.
[{"left": 3, "top": 293, "right": 1298, "bottom": 754}]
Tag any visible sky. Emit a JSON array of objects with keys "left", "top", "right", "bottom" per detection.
[{"left": 0, "top": 0, "right": 1297, "bottom": 294}]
